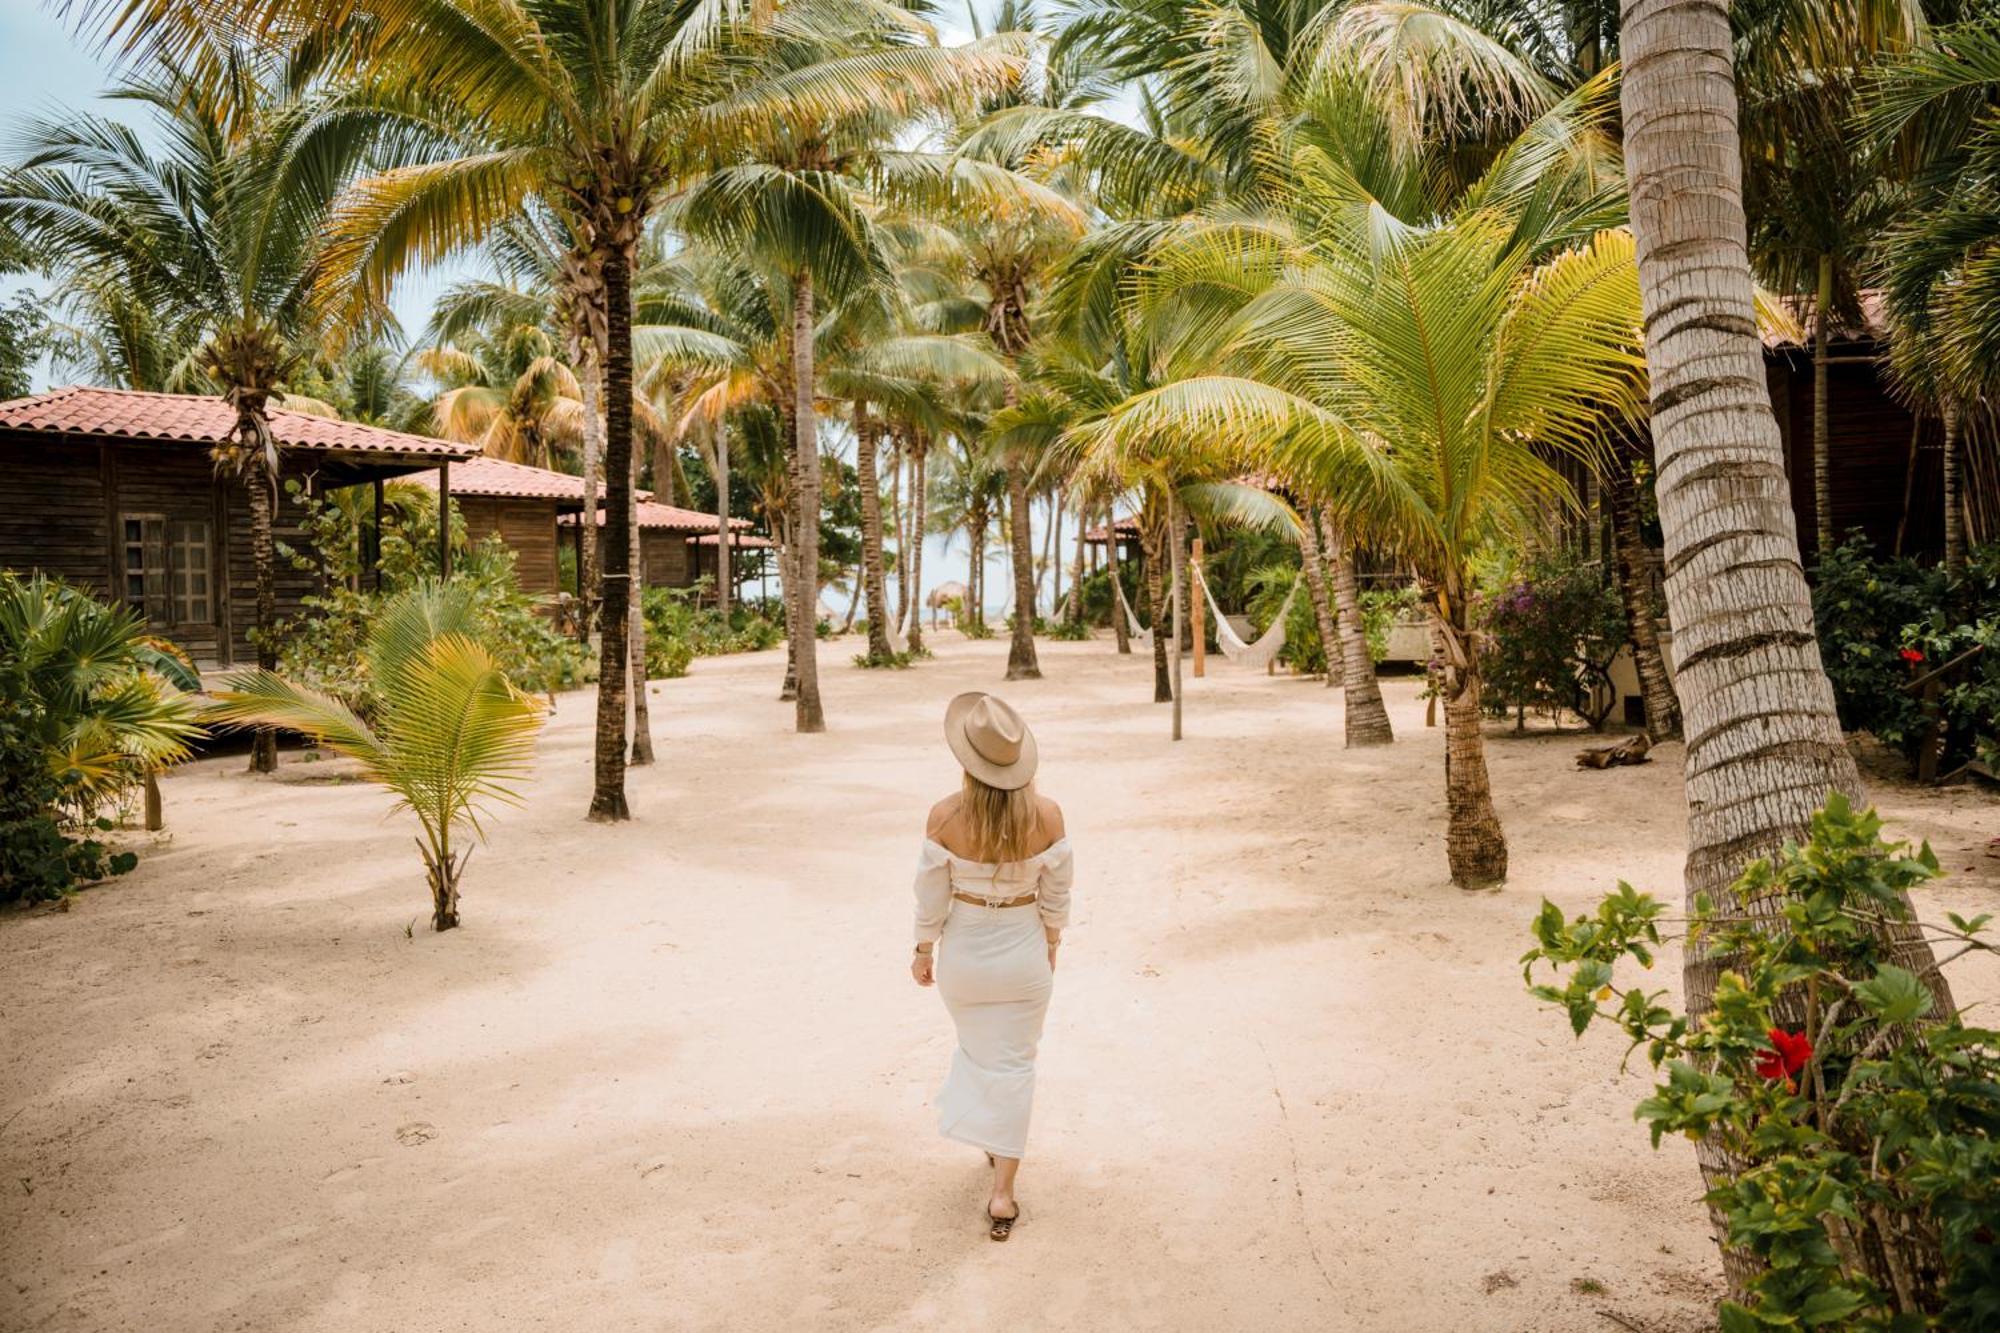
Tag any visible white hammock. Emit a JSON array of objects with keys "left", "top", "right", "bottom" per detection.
[
  {"left": 1192, "top": 562, "right": 1295, "bottom": 670},
  {"left": 887, "top": 598, "right": 912, "bottom": 655},
  {"left": 1113, "top": 568, "right": 1153, "bottom": 648}
]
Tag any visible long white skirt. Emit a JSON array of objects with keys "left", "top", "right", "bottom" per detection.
[{"left": 935, "top": 901, "right": 1053, "bottom": 1159}]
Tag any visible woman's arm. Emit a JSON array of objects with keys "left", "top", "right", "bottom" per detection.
[
  {"left": 1037, "top": 802, "right": 1071, "bottom": 970},
  {"left": 911, "top": 800, "right": 957, "bottom": 986}
]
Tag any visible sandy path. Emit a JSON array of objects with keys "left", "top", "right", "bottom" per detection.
[{"left": 3, "top": 637, "right": 1995, "bottom": 1332}]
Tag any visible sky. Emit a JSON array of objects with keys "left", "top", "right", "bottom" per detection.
[{"left": 0, "top": 1, "right": 1075, "bottom": 615}]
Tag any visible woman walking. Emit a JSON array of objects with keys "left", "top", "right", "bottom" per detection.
[{"left": 911, "top": 692, "right": 1072, "bottom": 1241}]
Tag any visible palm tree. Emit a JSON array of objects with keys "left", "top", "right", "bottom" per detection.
[
  {"left": 0, "top": 60, "right": 392, "bottom": 773},
  {"left": 206, "top": 583, "right": 543, "bottom": 931},
  {"left": 1867, "top": 15, "right": 2000, "bottom": 571},
  {"left": 1620, "top": 0, "right": 1956, "bottom": 1298},
  {"left": 1089, "top": 68, "right": 1642, "bottom": 884},
  {"left": 673, "top": 23, "right": 1043, "bottom": 727}
]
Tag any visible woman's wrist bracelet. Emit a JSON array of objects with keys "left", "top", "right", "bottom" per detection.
[{"left": 913, "top": 944, "right": 933, "bottom": 956}]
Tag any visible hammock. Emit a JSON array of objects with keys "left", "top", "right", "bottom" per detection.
[
  {"left": 887, "top": 598, "right": 912, "bottom": 655},
  {"left": 1192, "top": 562, "right": 1295, "bottom": 671},
  {"left": 1113, "top": 567, "right": 1153, "bottom": 648}
]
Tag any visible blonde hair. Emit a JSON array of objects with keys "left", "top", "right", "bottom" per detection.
[{"left": 960, "top": 772, "right": 1039, "bottom": 864}]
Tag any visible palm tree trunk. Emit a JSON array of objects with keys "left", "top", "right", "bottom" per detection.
[
  {"left": 628, "top": 441, "right": 654, "bottom": 766},
  {"left": 789, "top": 272, "right": 825, "bottom": 733},
  {"left": 1622, "top": 0, "right": 1952, "bottom": 1297},
  {"left": 778, "top": 511, "right": 798, "bottom": 701},
  {"left": 1065, "top": 491, "right": 1089, "bottom": 627},
  {"left": 890, "top": 432, "right": 909, "bottom": 631},
  {"left": 1110, "top": 508, "right": 1132, "bottom": 654},
  {"left": 1942, "top": 399, "right": 1963, "bottom": 573},
  {"left": 907, "top": 438, "right": 927, "bottom": 654},
  {"left": 714, "top": 427, "right": 732, "bottom": 621},
  {"left": 1006, "top": 463, "right": 1041, "bottom": 679},
  {"left": 1605, "top": 456, "right": 1681, "bottom": 740},
  {"left": 244, "top": 453, "right": 279, "bottom": 774},
  {"left": 1296, "top": 507, "right": 1342, "bottom": 688},
  {"left": 1324, "top": 514, "right": 1392, "bottom": 746},
  {"left": 1168, "top": 494, "right": 1185, "bottom": 740},
  {"left": 1430, "top": 573, "right": 1504, "bottom": 886},
  {"left": 970, "top": 509, "right": 987, "bottom": 630},
  {"left": 1812, "top": 253, "right": 1835, "bottom": 562},
  {"left": 1049, "top": 488, "right": 1063, "bottom": 616},
  {"left": 856, "top": 406, "right": 893, "bottom": 661},
  {"left": 588, "top": 243, "right": 634, "bottom": 823},
  {"left": 577, "top": 347, "right": 605, "bottom": 645},
  {"left": 1141, "top": 515, "right": 1171, "bottom": 701}
]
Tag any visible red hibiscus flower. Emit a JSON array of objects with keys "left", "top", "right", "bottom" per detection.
[
  {"left": 1754, "top": 1027, "right": 1813, "bottom": 1091},
  {"left": 1900, "top": 647, "right": 1925, "bottom": 664}
]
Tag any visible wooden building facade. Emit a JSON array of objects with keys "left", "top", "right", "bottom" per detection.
[
  {"left": 1763, "top": 299, "right": 1950, "bottom": 564},
  {"left": 406, "top": 455, "right": 593, "bottom": 598},
  {"left": 0, "top": 387, "right": 475, "bottom": 666},
  {"left": 564, "top": 499, "right": 755, "bottom": 599}
]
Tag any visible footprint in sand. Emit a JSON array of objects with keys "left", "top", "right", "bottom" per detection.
[{"left": 395, "top": 1122, "right": 438, "bottom": 1146}]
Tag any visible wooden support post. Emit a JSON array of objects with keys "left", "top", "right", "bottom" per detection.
[
  {"left": 143, "top": 772, "right": 162, "bottom": 832},
  {"left": 1191, "top": 536, "right": 1206, "bottom": 678},
  {"left": 437, "top": 462, "right": 453, "bottom": 578},
  {"left": 371, "top": 477, "right": 385, "bottom": 592}
]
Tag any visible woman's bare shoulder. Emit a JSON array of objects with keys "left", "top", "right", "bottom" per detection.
[
  {"left": 1036, "top": 794, "right": 1066, "bottom": 842},
  {"left": 925, "top": 793, "right": 962, "bottom": 838}
]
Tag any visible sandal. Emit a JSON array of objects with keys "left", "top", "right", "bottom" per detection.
[{"left": 987, "top": 1202, "right": 1020, "bottom": 1242}]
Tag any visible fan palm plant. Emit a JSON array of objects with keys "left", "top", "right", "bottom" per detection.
[
  {"left": 0, "top": 59, "right": 397, "bottom": 773},
  {"left": 0, "top": 574, "right": 204, "bottom": 823},
  {"left": 205, "top": 583, "right": 544, "bottom": 932}
]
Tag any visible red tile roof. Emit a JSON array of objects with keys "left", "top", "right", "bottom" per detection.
[
  {"left": 405, "top": 456, "right": 595, "bottom": 503},
  {"left": 0, "top": 387, "right": 475, "bottom": 459},
  {"left": 564, "top": 499, "right": 750, "bottom": 533},
  {"left": 689, "top": 531, "right": 774, "bottom": 547},
  {"left": 1084, "top": 515, "right": 1140, "bottom": 542}
]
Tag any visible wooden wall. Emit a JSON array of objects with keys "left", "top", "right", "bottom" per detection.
[
  {"left": 1, "top": 437, "right": 320, "bottom": 667},
  {"left": 1768, "top": 352, "right": 1945, "bottom": 564},
  {"left": 640, "top": 530, "right": 692, "bottom": 589},
  {"left": 459, "top": 496, "right": 560, "bottom": 596}
]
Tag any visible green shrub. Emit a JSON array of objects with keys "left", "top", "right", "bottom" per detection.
[
  {"left": 279, "top": 538, "right": 589, "bottom": 714},
  {"left": 640, "top": 586, "right": 787, "bottom": 677},
  {"left": 0, "top": 578, "right": 192, "bottom": 902},
  {"left": 960, "top": 616, "right": 994, "bottom": 640},
  {"left": 1050, "top": 619, "right": 1091, "bottom": 641},
  {"left": 1525, "top": 794, "right": 2000, "bottom": 1329},
  {"left": 853, "top": 649, "right": 915, "bottom": 669},
  {"left": 1812, "top": 536, "right": 1999, "bottom": 770},
  {"left": 1476, "top": 548, "right": 1626, "bottom": 729},
  {"left": 1244, "top": 563, "right": 1412, "bottom": 674},
  {"left": 1076, "top": 565, "right": 1142, "bottom": 628}
]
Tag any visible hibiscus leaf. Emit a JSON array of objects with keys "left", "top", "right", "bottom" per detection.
[{"left": 1852, "top": 964, "right": 1931, "bottom": 1025}]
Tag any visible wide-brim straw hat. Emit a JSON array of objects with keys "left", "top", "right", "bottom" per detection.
[{"left": 944, "top": 692, "right": 1038, "bottom": 791}]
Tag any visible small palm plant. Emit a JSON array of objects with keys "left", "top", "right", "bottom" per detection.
[
  {"left": 205, "top": 584, "right": 545, "bottom": 932},
  {"left": 0, "top": 574, "right": 203, "bottom": 820}
]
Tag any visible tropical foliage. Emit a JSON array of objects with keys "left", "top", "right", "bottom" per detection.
[
  {"left": 206, "top": 583, "right": 546, "bottom": 931},
  {"left": 1526, "top": 795, "right": 2000, "bottom": 1329},
  {"left": 0, "top": 575, "right": 203, "bottom": 902}
]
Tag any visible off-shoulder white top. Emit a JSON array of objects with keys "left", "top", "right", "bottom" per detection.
[{"left": 912, "top": 838, "right": 1073, "bottom": 944}]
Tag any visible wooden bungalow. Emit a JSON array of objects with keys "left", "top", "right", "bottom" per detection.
[
  {"left": 1762, "top": 295, "right": 1958, "bottom": 564},
  {"left": 0, "top": 387, "right": 476, "bottom": 667},
  {"left": 563, "top": 500, "right": 757, "bottom": 599},
  {"left": 405, "top": 455, "right": 591, "bottom": 598}
]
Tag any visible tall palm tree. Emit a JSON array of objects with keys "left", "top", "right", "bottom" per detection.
[
  {"left": 674, "top": 21, "right": 1043, "bottom": 728},
  {"left": 1868, "top": 15, "right": 2000, "bottom": 571},
  {"left": 1620, "top": 0, "right": 1955, "bottom": 1298},
  {"left": 1088, "top": 66, "right": 1641, "bottom": 885},
  {"left": 0, "top": 59, "right": 396, "bottom": 773}
]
